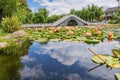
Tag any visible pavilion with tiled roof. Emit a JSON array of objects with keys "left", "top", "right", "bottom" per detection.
[{"left": 105, "top": 6, "right": 120, "bottom": 20}]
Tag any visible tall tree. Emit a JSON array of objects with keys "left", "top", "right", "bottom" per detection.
[
  {"left": 14, "top": 0, "right": 32, "bottom": 23},
  {"left": 69, "top": 4, "right": 104, "bottom": 22},
  {"left": 0, "top": 0, "right": 32, "bottom": 23},
  {"left": 0, "top": 0, "right": 19, "bottom": 21},
  {"left": 39, "top": 8, "right": 49, "bottom": 23},
  {"left": 70, "top": 9, "right": 76, "bottom": 14},
  {"left": 47, "top": 15, "right": 60, "bottom": 23},
  {"left": 32, "top": 12, "right": 44, "bottom": 23},
  {"left": 32, "top": 8, "right": 49, "bottom": 23}
]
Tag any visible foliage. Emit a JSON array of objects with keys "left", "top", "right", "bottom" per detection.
[
  {"left": 84, "top": 39, "right": 100, "bottom": 44},
  {"left": 0, "top": 0, "right": 19, "bottom": 17},
  {"left": 14, "top": 7, "right": 32, "bottom": 24},
  {"left": 115, "top": 73, "right": 120, "bottom": 80},
  {"left": 47, "top": 15, "right": 61, "bottom": 23},
  {"left": 32, "top": 8, "right": 65, "bottom": 23},
  {"left": 32, "top": 12, "right": 44, "bottom": 23},
  {"left": 0, "top": 29, "right": 7, "bottom": 36},
  {"left": 1, "top": 16, "right": 21, "bottom": 33},
  {"left": 0, "top": 0, "right": 32, "bottom": 24},
  {"left": 91, "top": 49, "right": 120, "bottom": 69},
  {"left": 70, "top": 4, "right": 104, "bottom": 22},
  {"left": 112, "top": 49, "right": 120, "bottom": 58},
  {"left": 108, "top": 20, "right": 115, "bottom": 24},
  {"left": 32, "top": 8, "right": 49, "bottom": 23},
  {"left": 26, "top": 27, "right": 107, "bottom": 44},
  {"left": 110, "top": 10, "right": 120, "bottom": 24},
  {"left": 0, "top": 38, "right": 32, "bottom": 56},
  {"left": 25, "top": 12, "right": 33, "bottom": 23},
  {"left": 14, "top": 0, "right": 32, "bottom": 24}
]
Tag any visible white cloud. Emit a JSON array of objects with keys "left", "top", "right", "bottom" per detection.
[
  {"left": 34, "top": 40, "right": 119, "bottom": 66},
  {"left": 21, "top": 55, "right": 35, "bottom": 62},
  {"left": 31, "top": 7, "right": 38, "bottom": 12},
  {"left": 20, "top": 65, "right": 47, "bottom": 80},
  {"left": 66, "top": 73, "right": 82, "bottom": 80},
  {"left": 30, "top": 0, "right": 118, "bottom": 15}
]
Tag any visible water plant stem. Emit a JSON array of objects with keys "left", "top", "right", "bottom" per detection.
[
  {"left": 88, "top": 64, "right": 104, "bottom": 72},
  {"left": 88, "top": 48, "right": 106, "bottom": 63}
]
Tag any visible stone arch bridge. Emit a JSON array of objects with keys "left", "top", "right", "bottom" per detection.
[{"left": 22, "top": 15, "right": 88, "bottom": 28}]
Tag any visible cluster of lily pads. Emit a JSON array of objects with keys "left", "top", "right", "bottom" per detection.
[
  {"left": 91, "top": 45, "right": 120, "bottom": 80},
  {"left": 26, "top": 26, "right": 114, "bottom": 44}
]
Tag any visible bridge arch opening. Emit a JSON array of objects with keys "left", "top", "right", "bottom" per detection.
[{"left": 67, "top": 20, "right": 78, "bottom": 26}]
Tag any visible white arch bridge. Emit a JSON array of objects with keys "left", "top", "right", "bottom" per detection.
[{"left": 22, "top": 15, "right": 88, "bottom": 28}]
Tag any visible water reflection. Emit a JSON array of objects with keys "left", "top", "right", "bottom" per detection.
[
  {"left": 0, "top": 55, "right": 23, "bottom": 80},
  {"left": 20, "top": 40, "right": 120, "bottom": 80},
  {"left": 0, "top": 39, "right": 32, "bottom": 80}
]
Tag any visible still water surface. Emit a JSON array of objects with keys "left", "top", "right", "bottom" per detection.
[{"left": 19, "top": 39, "right": 120, "bottom": 80}]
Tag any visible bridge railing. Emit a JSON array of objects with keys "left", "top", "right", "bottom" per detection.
[{"left": 22, "top": 23, "right": 53, "bottom": 28}]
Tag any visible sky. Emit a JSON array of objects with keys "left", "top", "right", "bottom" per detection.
[{"left": 27, "top": 0, "right": 118, "bottom": 16}]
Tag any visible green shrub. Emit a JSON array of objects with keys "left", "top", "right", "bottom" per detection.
[
  {"left": 108, "top": 20, "right": 115, "bottom": 24},
  {"left": 1, "top": 16, "right": 21, "bottom": 33},
  {"left": 0, "top": 29, "right": 7, "bottom": 36},
  {"left": 0, "top": 38, "right": 32, "bottom": 56}
]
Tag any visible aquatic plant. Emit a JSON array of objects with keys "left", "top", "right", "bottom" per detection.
[
  {"left": 0, "top": 38, "right": 32, "bottom": 56},
  {"left": 108, "top": 32, "right": 113, "bottom": 37},
  {"left": 26, "top": 27, "right": 108, "bottom": 44},
  {"left": 1, "top": 16, "right": 21, "bottom": 33},
  {"left": 115, "top": 73, "right": 120, "bottom": 80},
  {"left": 67, "top": 30, "right": 74, "bottom": 36},
  {"left": 90, "top": 48, "right": 120, "bottom": 69},
  {"left": 89, "top": 44, "right": 120, "bottom": 80},
  {"left": 85, "top": 32, "right": 92, "bottom": 38}
]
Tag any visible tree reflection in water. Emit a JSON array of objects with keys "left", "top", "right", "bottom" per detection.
[
  {"left": 0, "top": 39, "right": 32, "bottom": 80},
  {"left": 0, "top": 55, "right": 23, "bottom": 80}
]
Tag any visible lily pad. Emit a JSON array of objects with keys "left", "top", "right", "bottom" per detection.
[
  {"left": 92, "top": 54, "right": 120, "bottom": 68},
  {"left": 35, "top": 38, "right": 48, "bottom": 43},
  {"left": 91, "top": 54, "right": 111, "bottom": 64},
  {"left": 110, "top": 63, "right": 120, "bottom": 68},
  {"left": 76, "top": 36, "right": 86, "bottom": 41},
  {"left": 115, "top": 45, "right": 120, "bottom": 49},
  {"left": 115, "top": 73, "right": 120, "bottom": 80},
  {"left": 84, "top": 39, "right": 100, "bottom": 44},
  {"left": 106, "top": 58, "right": 120, "bottom": 68},
  {"left": 49, "top": 39, "right": 60, "bottom": 42},
  {"left": 112, "top": 49, "right": 120, "bottom": 58}
]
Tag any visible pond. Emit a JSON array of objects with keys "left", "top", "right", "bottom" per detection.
[{"left": 19, "top": 39, "right": 120, "bottom": 80}]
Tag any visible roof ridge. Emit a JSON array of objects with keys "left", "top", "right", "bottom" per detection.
[{"left": 105, "top": 6, "right": 120, "bottom": 12}]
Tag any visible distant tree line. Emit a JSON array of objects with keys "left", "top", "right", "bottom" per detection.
[
  {"left": 70, "top": 4, "right": 104, "bottom": 22},
  {"left": 0, "top": 0, "right": 120, "bottom": 25},
  {"left": 32, "top": 4, "right": 104, "bottom": 23},
  {"left": 0, "top": 0, "right": 105, "bottom": 24}
]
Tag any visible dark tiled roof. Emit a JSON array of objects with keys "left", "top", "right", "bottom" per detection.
[{"left": 105, "top": 6, "right": 120, "bottom": 13}]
